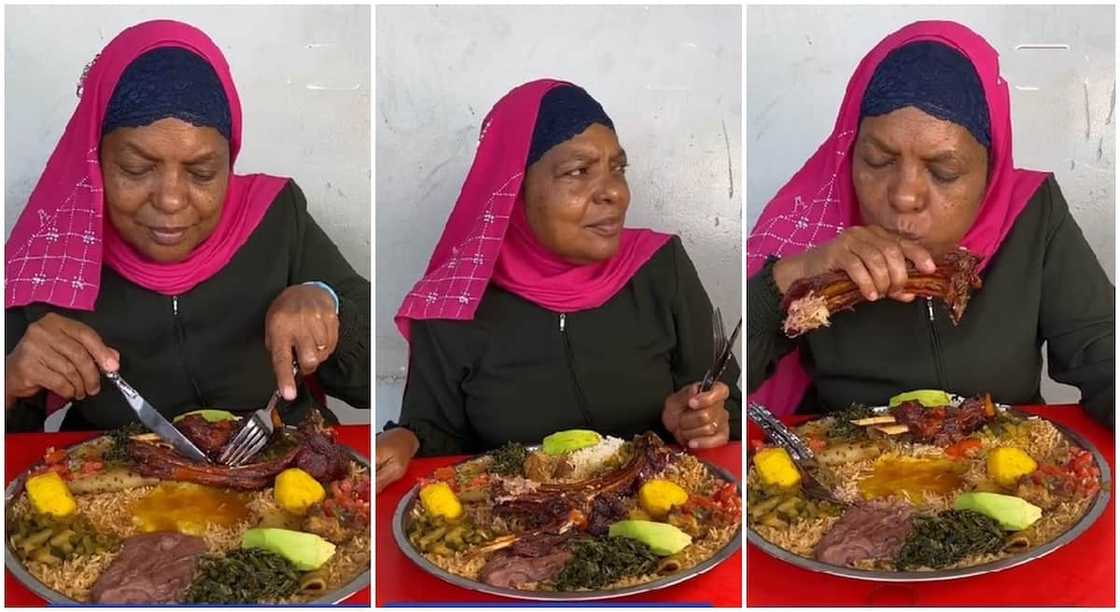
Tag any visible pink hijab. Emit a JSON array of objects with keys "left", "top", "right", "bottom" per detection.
[
  {"left": 746, "top": 21, "right": 1048, "bottom": 415},
  {"left": 5, "top": 20, "right": 288, "bottom": 311},
  {"left": 395, "top": 79, "right": 671, "bottom": 339}
]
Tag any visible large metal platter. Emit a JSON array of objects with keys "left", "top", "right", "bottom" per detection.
[
  {"left": 4, "top": 435, "right": 371, "bottom": 604},
  {"left": 746, "top": 408, "right": 1112, "bottom": 582},
  {"left": 392, "top": 445, "right": 742, "bottom": 601}
]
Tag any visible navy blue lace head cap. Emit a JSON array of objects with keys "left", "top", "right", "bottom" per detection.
[
  {"left": 860, "top": 41, "right": 990, "bottom": 148},
  {"left": 526, "top": 85, "right": 615, "bottom": 168},
  {"left": 101, "top": 46, "right": 232, "bottom": 141}
]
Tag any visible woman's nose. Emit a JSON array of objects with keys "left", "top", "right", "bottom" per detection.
[
  {"left": 888, "top": 162, "right": 926, "bottom": 213},
  {"left": 152, "top": 169, "right": 189, "bottom": 214},
  {"left": 594, "top": 173, "right": 628, "bottom": 208}
]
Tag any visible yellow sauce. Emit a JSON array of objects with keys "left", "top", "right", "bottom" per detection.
[
  {"left": 857, "top": 457, "right": 967, "bottom": 503},
  {"left": 132, "top": 482, "right": 250, "bottom": 535}
]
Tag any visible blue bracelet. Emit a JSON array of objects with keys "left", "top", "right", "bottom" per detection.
[{"left": 302, "top": 281, "right": 340, "bottom": 314}]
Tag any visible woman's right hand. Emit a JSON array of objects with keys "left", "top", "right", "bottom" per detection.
[
  {"left": 376, "top": 427, "right": 420, "bottom": 493},
  {"left": 772, "top": 225, "right": 937, "bottom": 301},
  {"left": 5, "top": 313, "right": 120, "bottom": 408}
]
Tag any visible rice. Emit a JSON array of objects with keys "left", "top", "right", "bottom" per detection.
[
  {"left": 564, "top": 436, "right": 626, "bottom": 481},
  {"left": 427, "top": 449, "right": 739, "bottom": 591},
  {"left": 9, "top": 468, "right": 370, "bottom": 603},
  {"left": 750, "top": 415, "right": 1099, "bottom": 572}
]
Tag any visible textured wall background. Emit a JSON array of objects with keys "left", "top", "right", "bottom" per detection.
[
  {"left": 5, "top": 5, "right": 371, "bottom": 427},
  {"left": 746, "top": 5, "right": 1115, "bottom": 403},
  {"left": 376, "top": 5, "right": 742, "bottom": 429}
]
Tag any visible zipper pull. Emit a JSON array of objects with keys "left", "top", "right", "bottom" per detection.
[
  {"left": 172, "top": 295, "right": 179, "bottom": 316},
  {"left": 559, "top": 313, "right": 566, "bottom": 332},
  {"left": 926, "top": 297, "right": 934, "bottom": 322}
]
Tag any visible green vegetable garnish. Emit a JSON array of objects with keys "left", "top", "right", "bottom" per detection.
[
  {"left": 185, "top": 548, "right": 300, "bottom": 604},
  {"left": 554, "top": 536, "right": 659, "bottom": 591},
  {"left": 826, "top": 404, "right": 874, "bottom": 442},
  {"left": 895, "top": 509, "right": 1006, "bottom": 570},
  {"left": 103, "top": 423, "right": 146, "bottom": 464},
  {"left": 488, "top": 442, "right": 529, "bottom": 477}
]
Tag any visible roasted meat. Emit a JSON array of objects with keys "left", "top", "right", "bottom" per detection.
[
  {"left": 175, "top": 414, "right": 239, "bottom": 457},
  {"left": 295, "top": 429, "right": 350, "bottom": 483},
  {"left": 89, "top": 532, "right": 207, "bottom": 604},
  {"left": 586, "top": 493, "right": 629, "bottom": 536},
  {"left": 127, "top": 442, "right": 300, "bottom": 490},
  {"left": 782, "top": 250, "right": 982, "bottom": 338},
  {"left": 893, "top": 396, "right": 992, "bottom": 446}
]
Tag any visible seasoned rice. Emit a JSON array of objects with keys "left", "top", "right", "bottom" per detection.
[
  {"left": 751, "top": 415, "right": 1100, "bottom": 572},
  {"left": 8, "top": 462, "right": 370, "bottom": 603}
]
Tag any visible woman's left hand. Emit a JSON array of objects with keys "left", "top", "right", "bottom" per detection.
[
  {"left": 266, "top": 285, "right": 339, "bottom": 400},
  {"left": 661, "top": 382, "right": 730, "bottom": 450}
]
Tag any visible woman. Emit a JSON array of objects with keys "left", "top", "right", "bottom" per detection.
[
  {"left": 5, "top": 20, "right": 370, "bottom": 431},
  {"left": 377, "top": 80, "right": 741, "bottom": 491},
  {"left": 746, "top": 21, "right": 1114, "bottom": 427}
]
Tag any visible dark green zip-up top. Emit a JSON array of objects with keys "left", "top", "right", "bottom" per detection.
[
  {"left": 6, "top": 180, "right": 370, "bottom": 432},
  {"left": 396, "top": 236, "right": 743, "bottom": 456},
  {"left": 748, "top": 176, "right": 1115, "bottom": 428}
]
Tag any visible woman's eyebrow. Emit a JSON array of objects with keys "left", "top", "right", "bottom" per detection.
[
  {"left": 922, "top": 150, "right": 964, "bottom": 164},
  {"left": 183, "top": 151, "right": 218, "bottom": 165},
  {"left": 611, "top": 149, "right": 628, "bottom": 162},
  {"left": 121, "top": 141, "right": 158, "bottom": 160},
  {"left": 861, "top": 133, "right": 898, "bottom": 155}
]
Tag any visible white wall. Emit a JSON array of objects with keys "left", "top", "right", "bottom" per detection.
[
  {"left": 375, "top": 5, "right": 743, "bottom": 430},
  {"left": 746, "top": 5, "right": 1115, "bottom": 404},
  {"left": 5, "top": 5, "right": 371, "bottom": 426}
]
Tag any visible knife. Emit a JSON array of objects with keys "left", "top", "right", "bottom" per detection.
[
  {"left": 700, "top": 317, "right": 742, "bottom": 393},
  {"left": 104, "top": 371, "right": 210, "bottom": 463}
]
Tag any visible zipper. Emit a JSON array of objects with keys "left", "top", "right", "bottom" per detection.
[
  {"left": 172, "top": 295, "right": 207, "bottom": 405},
  {"left": 925, "top": 298, "right": 948, "bottom": 390},
  {"left": 559, "top": 314, "right": 594, "bottom": 426}
]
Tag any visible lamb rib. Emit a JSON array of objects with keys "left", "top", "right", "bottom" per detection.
[{"left": 781, "top": 249, "right": 981, "bottom": 338}]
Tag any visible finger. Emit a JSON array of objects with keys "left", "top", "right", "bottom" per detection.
[
  {"left": 847, "top": 240, "right": 892, "bottom": 296},
  {"left": 37, "top": 353, "right": 81, "bottom": 400},
  {"left": 294, "top": 331, "right": 322, "bottom": 376},
  {"left": 679, "top": 408, "right": 717, "bottom": 431},
  {"left": 271, "top": 341, "right": 298, "bottom": 401},
  {"left": 872, "top": 238, "right": 912, "bottom": 296},
  {"left": 309, "top": 315, "right": 329, "bottom": 350},
  {"left": 898, "top": 240, "right": 937, "bottom": 274},
  {"left": 836, "top": 252, "right": 880, "bottom": 301},
  {"left": 376, "top": 459, "right": 405, "bottom": 493},
  {"left": 325, "top": 312, "right": 340, "bottom": 354},
  {"left": 27, "top": 356, "right": 77, "bottom": 400},
  {"left": 688, "top": 384, "right": 730, "bottom": 409},
  {"left": 687, "top": 428, "right": 730, "bottom": 450},
  {"left": 63, "top": 323, "right": 119, "bottom": 372},
  {"left": 47, "top": 334, "right": 102, "bottom": 396},
  {"left": 680, "top": 421, "right": 721, "bottom": 440}
]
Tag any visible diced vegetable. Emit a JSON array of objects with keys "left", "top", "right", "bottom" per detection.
[
  {"left": 274, "top": 468, "right": 326, "bottom": 515},
  {"left": 987, "top": 447, "right": 1038, "bottom": 488},
  {"left": 638, "top": 480, "right": 689, "bottom": 519},
  {"left": 26, "top": 472, "right": 76, "bottom": 518},
  {"left": 944, "top": 438, "right": 982, "bottom": 458},
  {"left": 419, "top": 482, "right": 462, "bottom": 521},
  {"left": 751, "top": 448, "right": 801, "bottom": 489}
]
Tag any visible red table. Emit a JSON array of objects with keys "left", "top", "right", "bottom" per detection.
[
  {"left": 747, "top": 405, "right": 1115, "bottom": 606},
  {"left": 4, "top": 424, "right": 372, "bottom": 606},
  {"left": 376, "top": 442, "right": 743, "bottom": 606}
]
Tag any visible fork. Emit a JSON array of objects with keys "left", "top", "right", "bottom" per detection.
[
  {"left": 218, "top": 362, "right": 299, "bottom": 466},
  {"left": 746, "top": 402, "right": 846, "bottom": 505},
  {"left": 700, "top": 307, "right": 742, "bottom": 393}
]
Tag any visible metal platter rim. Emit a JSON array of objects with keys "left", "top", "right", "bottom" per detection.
[
  {"left": 391, "top": 445, "right": 743, "bottom": 601},
  {"left": 746, "top": 407, "right": 1112, "bottom": 582},
  {"left": 4, "top": 435, "right": 373, "bottom": 605}
]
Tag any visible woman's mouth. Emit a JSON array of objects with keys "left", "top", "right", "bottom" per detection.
[
  {"left": 586, "top": 219, "right": 622, "bottom": 237},
  {"left": 146, "top": 226, "right": 190, "bottom": 246}
]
